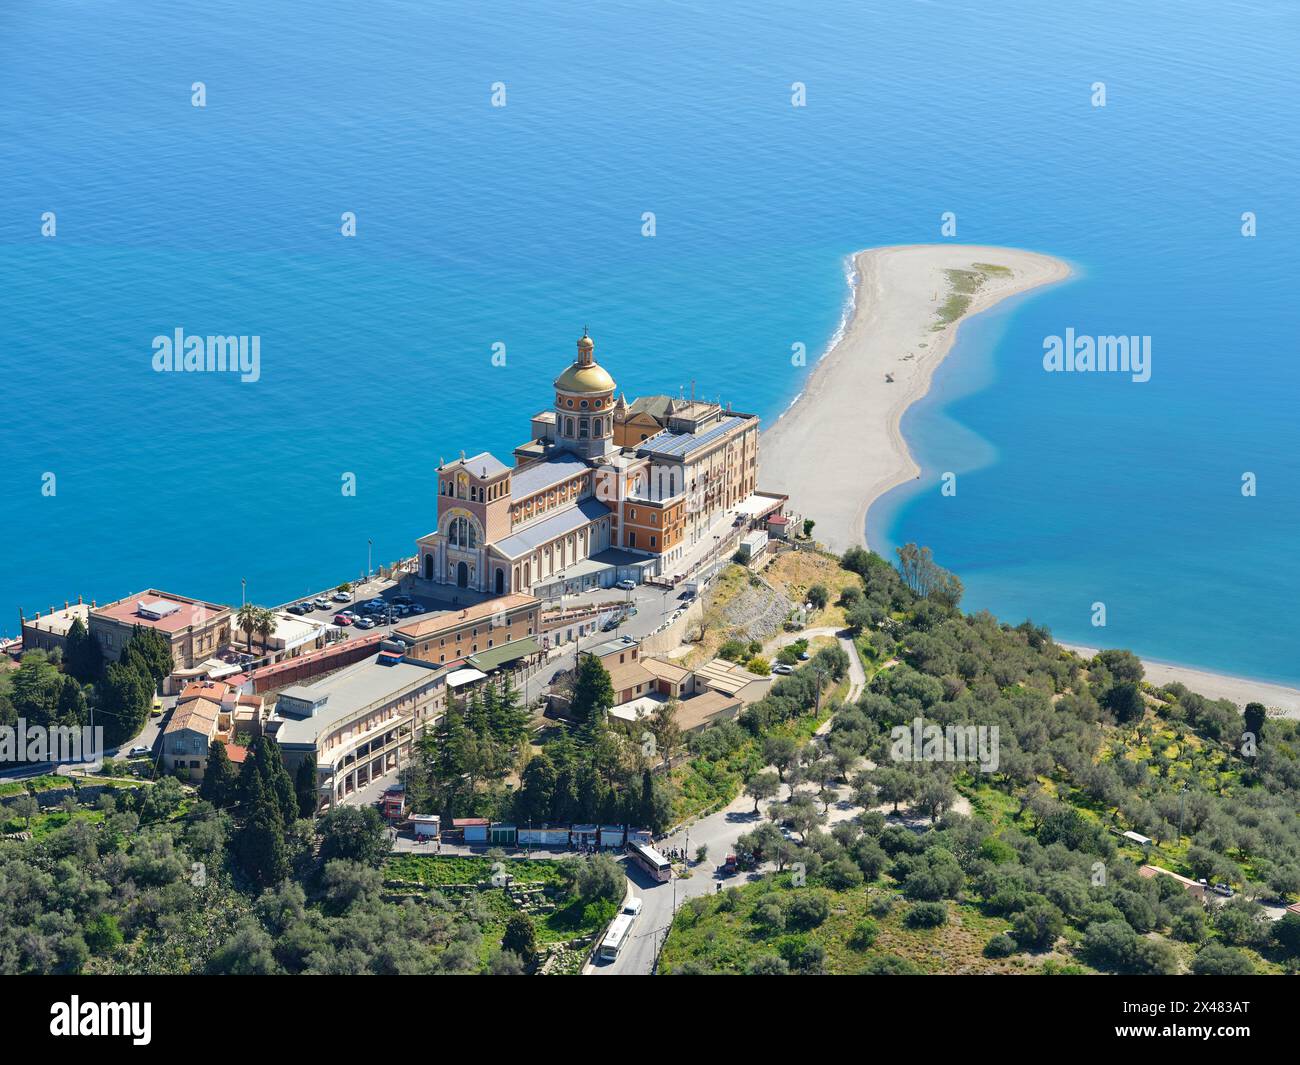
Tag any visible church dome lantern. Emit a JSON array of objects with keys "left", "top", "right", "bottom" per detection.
[{"left": 553, "top": 328, "right": 616, "bottom": 396}]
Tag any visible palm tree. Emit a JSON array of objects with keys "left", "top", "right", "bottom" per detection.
[
  {"left": 255, "top": 606, "right": 276, "bottom": 656},
  {"left": 236, "top": 603, "right": 259, "bottom": 653}
]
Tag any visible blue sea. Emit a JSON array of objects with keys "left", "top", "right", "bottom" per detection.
[{"left": 2, "top": 1, "right": 1298, "bottom": 685}]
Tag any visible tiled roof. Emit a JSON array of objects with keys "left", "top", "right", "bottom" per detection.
[
  {"left": 166, "top": 698, "right": 221, "bottom": 737},
  {"left": 606, "top": 659, "right": 654, "bottom": 694},
  {"left": 642, "top": 658, "right": 690, "bottom": 683}
]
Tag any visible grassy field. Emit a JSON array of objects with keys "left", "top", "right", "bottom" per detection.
[
  {"left": 761, "top": 550, "right": 862, "bottom": 630},
  {"left": 661, "top": 872, "right": 1047, "bottom": 975},
  {"left": 386, "top": 853, "right": 566, "bottom": 888},
  {"left": 383, "top": 854, "right": 607, "bottom": 972},
  {"left": 1, "top": 807, "right": 107, "bottom": 839}
]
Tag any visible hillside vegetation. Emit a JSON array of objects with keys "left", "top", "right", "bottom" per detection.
[{"left": 662, "top": 545, "right": 1300, "bottom": 975}]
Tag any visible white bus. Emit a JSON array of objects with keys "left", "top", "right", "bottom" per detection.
[
  {"left": 599, "top": 913, "right": 635, "bottom": 961},
  {"left": 627, "top": 840, "right": 672, "bottom": 883}
]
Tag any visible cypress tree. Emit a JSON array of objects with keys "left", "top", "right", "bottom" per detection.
[
  {"left": 64, "top": 617, "right": 103, "bottom": 683},
  {"left": 235, "top": 788, "right": 288, "bottom": 888},
  {"left": 295, "top": 754, "right": 318, "bottom": 819},
  {"left": 200, "top": 739, "right": 237, "bottom": 808}
]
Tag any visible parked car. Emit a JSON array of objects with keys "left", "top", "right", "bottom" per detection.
[
  {"left": 772, "top": 663, "right": 794, "bottom": 675},
  {"left": 313, "top": 597, "right": 332, "bottom": 610},
  {"left": 354, "top": 616, "right": 376, "bottom": 629},
  {"left": 127, "top": 745, "right": 151, "bottom": 758},
  {"left": 797, "top": 650, "right": 811, "bottom": 661},
  {"left": 150, "top": 697, "right": 164, "bottom": 717},
  {"left": 392, "top": 594, "right": 414, "bottom": 606},
  {"left": 616, "top": 579, "right": 636, "bottom": 591},
  {"left": 405, "top": 603, "right": 426, "bottom": 615},
  {"left": 333, "top": 590, "right": 353, "bottom": 602},
  {"left": 1212, "top": 882, "right": 1235, "bottom": 898},
  {"left": 333, "top": 613, "right": 354, "bottom": 625},
  {"left": 287, "top": 602, "right": 308, "bottom": 615},
  {"left": 622, "top": 897, "right": 643, "bottom": 918}
]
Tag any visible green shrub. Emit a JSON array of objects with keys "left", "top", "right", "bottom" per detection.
[
  {"left": 904, "top": 901, "right": 948, "bottom": 928},
  {"left": 984, "top": 933, "right": 1017, "bottom": 958},
  {"left": 849, "top": 918, "right": 879, "bottom": 950}
]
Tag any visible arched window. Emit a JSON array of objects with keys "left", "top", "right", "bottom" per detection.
[
  {"left": 565, "top": 417, "right": 574, "bottom": 435},
  {"left": 593, "top": 418, "right": 602, "bottom": 436},
  {"left": 447, "top": 516, "right": 478, "bottom": 549}
]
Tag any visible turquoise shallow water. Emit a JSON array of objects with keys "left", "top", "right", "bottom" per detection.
[{"left": 2, "top": 1, "right": 1298, "bottom": 684}]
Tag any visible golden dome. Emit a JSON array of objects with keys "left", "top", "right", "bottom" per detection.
[{"left": 554, "top": 361, "right": 615, "bottom": 394}]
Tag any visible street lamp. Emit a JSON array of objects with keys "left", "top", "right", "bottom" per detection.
[
  {"left": 241, "top": 578, "right": 246, "bottom": 609},
  {"left": 367, "top": 539, "right": 373, "bottom": 580}
]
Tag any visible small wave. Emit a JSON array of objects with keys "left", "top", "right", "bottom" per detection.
[{"left": 815, "top": 253, "right": 860, "bottom": 365}]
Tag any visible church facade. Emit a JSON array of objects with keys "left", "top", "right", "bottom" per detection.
[{"left": 415, "top": 331, "right": 761, "bottom": 599}]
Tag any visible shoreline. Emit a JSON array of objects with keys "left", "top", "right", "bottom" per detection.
[
  {"left": 760, "top": 243, "right": 1300, "bottom": 716},
  {"left": 760, "top": 243, "right": 1072, "bottom": 556},
  {"left": 1063, "top": 643, "right": 1300, "bottom": 719}
]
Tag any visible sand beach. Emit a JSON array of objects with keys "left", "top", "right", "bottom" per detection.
[
  {"left": 760, "top": 243, "right": 1300, "bottom": 715},
  {"left": 761, "top": 243, "right": 1071, "bottom": 555}
]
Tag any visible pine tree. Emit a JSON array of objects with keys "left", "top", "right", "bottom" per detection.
[
  {"left": 466, "top": 689, "right": 490, "bottom": 737},
  {"left": 491, "top": 675, "right": 530, "bottom": 745},
  {"left": 571, "top": 654, "right": 614, "bottom": 739},
  {"left": 516, "top": 753, "right": 556, "bottom": 824}
]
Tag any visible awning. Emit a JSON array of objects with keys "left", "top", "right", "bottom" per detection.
[
  {"left": 468, "top": 636, "right": 542, "bottom": 672},
  {"left": 446, "top": 667, "right": 489, "bottom": 689}
]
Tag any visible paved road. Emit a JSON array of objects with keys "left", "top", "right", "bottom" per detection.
[
  {"left": 840, "top": 635, "right": 867, "bottom": 701},
  {"left": 521, "top": 583, "right": 694, "bottom": 707},
  {"left": 0, "top": 697, "right": 172, "bottom": 784},
  {"left": 589, "top": 790, "right": 779, "bottom": 975},
  {"left": 592, "top": 636, "right": 868, "bottom": 975}
]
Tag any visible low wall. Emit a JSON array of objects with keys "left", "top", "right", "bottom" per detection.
[{"left": 637, "top": 595, "right": 706, "bottom": 657}]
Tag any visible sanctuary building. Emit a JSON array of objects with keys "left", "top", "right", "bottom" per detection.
[{"left": 415, "top": 331, "right": 761, "bottom": 599}]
